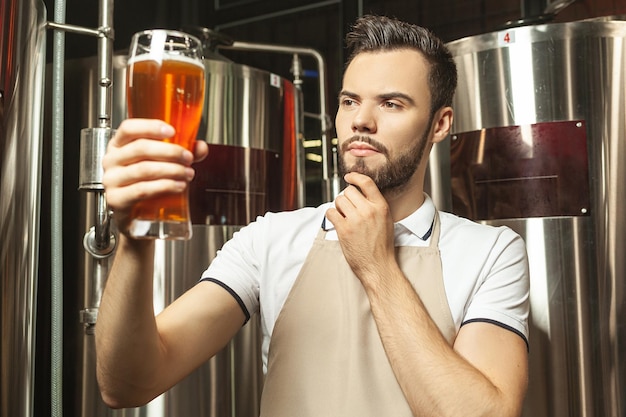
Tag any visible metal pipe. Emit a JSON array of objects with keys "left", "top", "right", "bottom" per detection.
[
  {"left": 219, "top": 41, "right": 334, "bottom": 201},
  {"left": 46, "top": 21, "right": 99, "bottom": 36},
  {"left": 95, "top": 193, "right": 112, "bottom": 250},
  {"left": 50, "top": 4, "right": 115, "bottom": 256},
  {"left": 47, "top": 0, "right": 116, "bottom": 265},
  {"left": 289, "top": 53, "right": 306, "bottom": 207},
  {"left": 50, "top": 2, "right": 66, "bottom": 416},
  {"left": 46, "top": 3, "right": 115, "bottom": 417},
  {"left": 97, "top": 0, "right": 114, "bottom": 128},
  {"left": 93, "top": 0, "right": 115, "bottom": 252}
]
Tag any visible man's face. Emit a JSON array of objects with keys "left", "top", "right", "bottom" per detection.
[{"left": 335, "top": 49, "right": 434, "bottom": 193}]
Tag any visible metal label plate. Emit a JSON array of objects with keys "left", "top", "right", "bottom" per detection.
[{"left": 450, "top": 120, "right": 591, "bottom": 220}]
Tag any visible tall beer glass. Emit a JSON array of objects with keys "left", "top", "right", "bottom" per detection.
[{"left": 126, "top": 30, "right": 205, "bottom": 240}]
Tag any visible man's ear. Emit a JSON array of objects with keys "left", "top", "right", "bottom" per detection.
[{"left": 432, "top": 106, "right": 454, "bottom": 144}]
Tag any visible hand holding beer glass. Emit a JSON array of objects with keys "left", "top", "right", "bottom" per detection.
[{"left": 126, "top": 30, "right": 205, "bottom": 240}]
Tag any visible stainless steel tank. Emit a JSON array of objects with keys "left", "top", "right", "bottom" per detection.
[
  {"left": 0, "top": 0, "right": 47, "bottom": 416},
  {"left": 54, "top": 53, "right": 301, "bottom": 416},
  {"left": 429, "top": 17, "right": 626, "bottom": 417}
]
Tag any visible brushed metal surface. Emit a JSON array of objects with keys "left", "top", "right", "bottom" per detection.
[
  {"left": 0, "top": 0, "right": 46, "bottom": 416},
  {"left": 495, "top": 217, "right": 596, "bottom": 417},
  {"left": 431, "top": 18, "right": 626, "bottom": 417}
]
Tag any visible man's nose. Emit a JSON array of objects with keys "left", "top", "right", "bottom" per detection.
[{"left": 351, "top": 105, "right": 377, "bottom": 133}]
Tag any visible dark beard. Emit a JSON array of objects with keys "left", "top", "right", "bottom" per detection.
[{"left": 338, "top": 130, "right": 429, "bottom": 194}]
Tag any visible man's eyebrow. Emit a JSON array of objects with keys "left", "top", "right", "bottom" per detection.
[
  {"left": 338, "top": 90, "right": 416, "bottom": 105},
  {"left": 338, "top": 90, "right": 359, "bottom": 100},
  {"left": 378, "top": 92, "right": 416, "bottom": 105}
]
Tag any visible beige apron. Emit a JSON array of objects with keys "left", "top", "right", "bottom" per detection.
[{"left": 260, "top": 212, "right": 455, "bottom": 416}]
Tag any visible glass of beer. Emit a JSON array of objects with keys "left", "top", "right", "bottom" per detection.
[{"left": 125, "top": 29, "right": 205, "bottom": 240}]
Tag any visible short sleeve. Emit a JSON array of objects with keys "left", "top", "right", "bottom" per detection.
[
  {"left": 200, "top": 217, "right": 266, "bottom": 319},
  {"left": 463, "top": 228, "right": 530, "bottom": 343}
]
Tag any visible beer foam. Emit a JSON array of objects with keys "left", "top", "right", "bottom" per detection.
[{"left": 127, "top": 53, "right": 204, "bottom": 69}]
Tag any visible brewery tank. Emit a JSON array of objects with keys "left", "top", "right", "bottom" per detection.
[
  {"left": 52, "top": 49, "right": 302, "bottom": 416},
  {"left": 0, "top": 0, "right": 47, "bottom": 416},
  {"left": 428, "top": 17, "right": 626, "bottom": 417}
]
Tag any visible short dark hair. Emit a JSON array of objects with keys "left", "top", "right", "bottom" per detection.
[{"left": 345, "top": 15, "right": 457, "bottom": 117}]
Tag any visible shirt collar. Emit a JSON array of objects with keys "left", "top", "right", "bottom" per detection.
[{"left": 322, "top": 193, "right": 436, "bottom": 241}]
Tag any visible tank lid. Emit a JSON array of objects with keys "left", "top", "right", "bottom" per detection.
[{"left": 181, "top": 26, "right": 235, "bottom": 62}]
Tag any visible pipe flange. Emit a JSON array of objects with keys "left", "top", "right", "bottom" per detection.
[
  {"left": 83, "top": 226, "right": 116, "bottom": 259},
  {"left": 79, "top": 308, "right": 99, "bottom": 325}
]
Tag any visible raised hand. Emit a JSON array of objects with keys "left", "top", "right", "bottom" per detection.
[
  {"left": 102, "top": 118, "right": 208, "bottom": 235},
  {"left": 325, "top": 172, "right": 396, "bottom": 279}
]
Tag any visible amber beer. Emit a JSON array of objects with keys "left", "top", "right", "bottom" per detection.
[{"left": 126, "top": 31, "right": 205, "bottom": 239}]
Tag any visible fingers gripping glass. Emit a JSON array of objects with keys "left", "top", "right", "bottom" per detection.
[{"left": 125, "top": 30, "right": 205, "bottom": 240}]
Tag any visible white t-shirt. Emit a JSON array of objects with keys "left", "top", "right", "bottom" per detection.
[{"left": 201, "top": 195, "right": 530, "bottom": 371}]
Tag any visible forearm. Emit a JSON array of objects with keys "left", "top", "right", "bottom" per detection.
[
  {"left": 95, "top": 235, "right": 164, "bottom": 407},
  {"left": 363, "top": 265, "right": 518, "bottom": 417}
]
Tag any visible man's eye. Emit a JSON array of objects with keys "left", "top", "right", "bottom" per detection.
[
  {"left": 383, "top": 101, "right": 399, "bottom": 109},
  {"left": 342, "top": 98, "right": 355, "bottom": 106}
]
